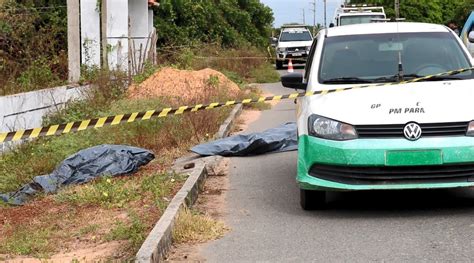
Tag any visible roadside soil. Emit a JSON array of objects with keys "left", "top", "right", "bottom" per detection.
[
  {"left": 165, "top": 105, "right": 263, "bottom": 261},
  {"left": 128, "top": 67, "right": 241, "bottom": 103},
  {"left": 165, "top": 159, "right": 230, "bottom": 262}
]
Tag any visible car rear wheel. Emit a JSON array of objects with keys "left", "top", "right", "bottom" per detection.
[
  {"left": 300, "top": 189, "right": 326, "bottom": 210},
  {"left": 276, "top": 60, "right": 284, "bottom": 70}
]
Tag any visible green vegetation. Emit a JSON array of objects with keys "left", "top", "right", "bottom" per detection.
[
  {"left": 55, "top": 173, "right": 186, "bottom": 209},
  {"left": 251, "top": 63, "right": 281, "bottom": 83},
  {"left": 351, "top": 0, "right": 474, "bottom": 25},
  {"left": 172, "top": 208, "right": 227, "bottom": 244},
  {"left": 162, "top": 44, "right": 278, "bottom": 85},
  {"left": 0, "top": 0, "right": 68, "bottom": 95},
  {"left": 154, "top": 0, "right": 274, "bottom": 48},
  {"left": 106, "top": 212, "right": 146, "bottom": 250},
  {"left": 0, "top": 0, "right": 276, "bottom": 95},
  {"left": 0, "top": 226, "right": 52, "bottom": 257}
]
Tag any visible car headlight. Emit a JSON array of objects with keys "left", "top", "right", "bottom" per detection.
[
  {"left": 308, "top": 115, "right": 358, "bottom": 141},
  {"left": 467, "top": 121, "right": 474, "bottom": 136},
  {"left": 278, "top": 47, "right": 286, "bottom": 52},
  {"left": 306, "top": 46, "right": 311, "bottom": 51}
]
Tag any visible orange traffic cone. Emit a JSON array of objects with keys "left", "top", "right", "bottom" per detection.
[{"left": 287, "top": 59, "right": 294, "bottom": 73}]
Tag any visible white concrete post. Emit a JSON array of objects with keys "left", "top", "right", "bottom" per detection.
[
  {"left": 128, "top": 0, "right": 150, "bottom": 74},
  {"left": 106, "top": 0, "right": 129, "bottom": 71},
  {"left": 67, "top": 0, "right": 81, "bottom": 83},
  {"left": 80, "top": 0, "right": 101, "bottom": 68}
]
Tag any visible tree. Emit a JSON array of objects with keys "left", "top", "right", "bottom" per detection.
[
  {"left": 349, "top": 0, "right": 472, "bottom": 25},
  {"left": 153, "top": 0, "right": 274, "bottom": 48}
]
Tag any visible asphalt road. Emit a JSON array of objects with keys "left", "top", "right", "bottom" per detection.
[{"left": 202, "top": 67, "right": 474, "bottom": 262}]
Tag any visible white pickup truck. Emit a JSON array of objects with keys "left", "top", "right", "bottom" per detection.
[
  {"left": 274, "top": 25, "right": 313, "bottom": 69},
  {"left": 333, "top": 4, "right": 386, "bottom": 27}
]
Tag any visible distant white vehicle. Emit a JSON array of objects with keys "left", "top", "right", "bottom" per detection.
[
  {"left": 333, "top": 4, "right": 386, "bottom": 27},
  {"left": 274, "top": 25, "right": 313, "bottom": 69}
]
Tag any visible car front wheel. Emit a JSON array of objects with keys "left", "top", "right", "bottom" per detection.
[{"left": 300, "top": 189, "right": 326, "bottom": 210}]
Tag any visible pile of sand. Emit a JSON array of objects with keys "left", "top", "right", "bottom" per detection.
[{"left": 128, "top": 67, "right": 241, "bottom": 102}]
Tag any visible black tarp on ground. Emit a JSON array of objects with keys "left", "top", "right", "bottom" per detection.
[
  {"left": 191, "top": 122, "right": 298, "bottom": 157},
  {"left": 0, "top": 145, "right": 155, "bottom": 205}
]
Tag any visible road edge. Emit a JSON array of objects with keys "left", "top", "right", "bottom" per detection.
[{"left": 135, "top": 104, "right": 242, "bottom": 262}]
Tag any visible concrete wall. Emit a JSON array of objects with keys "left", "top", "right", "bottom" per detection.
[
  {"left": 0, "top": 85, "right": 89, "bottom": 152},
  {"left": 106, "top": 0, "right": 129, "bottom": 71},
  {"left": 129, "top": 0, "right": 151, "bottom": 74},
  {"left": 80, "top": 0, "right": 101, "bottom": 67}
]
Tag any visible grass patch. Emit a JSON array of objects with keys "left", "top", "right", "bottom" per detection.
[
  {"left": 0, "top": 226, "right": 52, "bottom": 257},
  {"left": 77, "top": 224, "right": 100, "bottom": 236},
  {"left": 251, "top": 63, "right": 281, "bottom": 83},
  {"left": 243, "top": 86, "right": 272, "bottom": 111},
  {"left": 172, "top": 208, "right": 227, "bottom": 244},
  {"left": 106, "top": 212, "right": 146, "bottom": 251},
  {"left": 55, "top": 173, "right": 186, "bottom": 209}
]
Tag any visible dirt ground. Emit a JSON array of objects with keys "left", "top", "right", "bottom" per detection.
[
  {"left": 165, "top": 107, "right": 262, "bottom": 261},
  {"left": 1, "top": 241, "right": 127, "bottom": 263},
  {"left": 128, "top": 67, "right": 241, "bottom": 103},
  {"left": 165, "top": 159, "right": 230, "bottom": 262}
]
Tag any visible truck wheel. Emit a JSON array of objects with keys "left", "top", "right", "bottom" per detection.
[
  {"left": 276, "top": 60, "right": 284, "bottom": 70},
  {"left": 300, "top": 189, "right": 326, "bottom": 210}
]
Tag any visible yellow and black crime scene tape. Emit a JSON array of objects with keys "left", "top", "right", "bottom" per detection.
[{"left": 0, "top": 67, "right": 472, "bottom": 144}]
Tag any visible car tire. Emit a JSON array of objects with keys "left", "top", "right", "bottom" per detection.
[
  {"left": 276, "top": 60, "right": 284, "bottom": 70},
  {"left": 300, "top": 189, "right": 326, "bottom": 210}
]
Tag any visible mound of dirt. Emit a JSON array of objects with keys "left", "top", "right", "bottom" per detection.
[{"left": 128, "top": 67, "right": 241, "bottom": 103}]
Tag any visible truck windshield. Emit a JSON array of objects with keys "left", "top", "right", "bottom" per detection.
[
  {"left": 319, "top": 32, "right": 473, "bottom": 84},
  {"left": 279, "top": 31, "right": 312, "bottom": 42},
  {"left": 340, "top": 15, "right": 385, "bottom": 26}
]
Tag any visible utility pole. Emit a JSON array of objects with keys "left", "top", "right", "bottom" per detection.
[
  {"left": 67, "top": 0, "right": 80, "bottom": 83},
  {"left": 310, "top": 0, "right": 316, "bottom": 35},
  {"left": 395, "top": 0, "right": 400, "bottom": 19},
  {"left": 302, "top": 8, "right": 306, "bottom": 25},
  {"left": 324, "top": 0, "right": 327, "bottom": 28},
  {"left": 101, "top": 0, "right": 108, "bottom": 69}
]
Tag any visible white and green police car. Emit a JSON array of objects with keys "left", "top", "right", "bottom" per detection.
[{"left": 281, "top": 22, "right": 474, "bottom": 210}]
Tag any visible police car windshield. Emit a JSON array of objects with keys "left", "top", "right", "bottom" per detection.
[
  {"left": 280, "top": 31, "right": 313, "bottom": 42},
  {"left": 319, "top": 32, "right": 472, "bottom": 84},
  {"left": 340, "top": 15, "right": 385, "bottom": 26}
]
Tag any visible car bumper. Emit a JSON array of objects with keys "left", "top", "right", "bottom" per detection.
[
  {"left": 276, "top": 52, "right": 308, "bottom": 62},
  {"left": 297, "top": 135, "right": 474, "bottom": 191}
]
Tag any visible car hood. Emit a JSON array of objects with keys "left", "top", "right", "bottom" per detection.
[
  {"left": 278, "top": 41, "right": 313, "bottom": 48},
  {"left": 308, "top": 80, "right": 474, "bottom": 125}
]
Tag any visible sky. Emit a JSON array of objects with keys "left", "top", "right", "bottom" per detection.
[{"left": 260, "top": 0, "right": 346, "bottom": 28}]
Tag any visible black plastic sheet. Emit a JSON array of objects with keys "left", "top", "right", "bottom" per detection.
[
  {"left": 191, "top": 122, "right": 298, "bottom": 157},
  {"left": 0, "top": 145, "right": 155, "bottom": 205}
]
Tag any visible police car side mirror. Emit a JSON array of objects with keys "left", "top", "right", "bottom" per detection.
[
  {"left": 468, "top": 32, "right": 474, "bottom": 43},
  {"left": 281, "top": 73, "right": 307, "bottom": 90}
]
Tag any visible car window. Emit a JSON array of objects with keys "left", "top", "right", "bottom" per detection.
[
  {"left": 339, "top": 15, "right": 385, "bottom": 26},
  {"left": 319, "top": 32, "right": 472, "bottom": 84},
  {"left": 280, "top": 31, "right": 313, "bottom": 42},
  {"left": 304, "top": 36, "right": 318, "bottom": 81}
]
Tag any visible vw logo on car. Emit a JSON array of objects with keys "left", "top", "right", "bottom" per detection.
[{"left": 403, "top": 123, "right": 422, "bottom": 141}]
